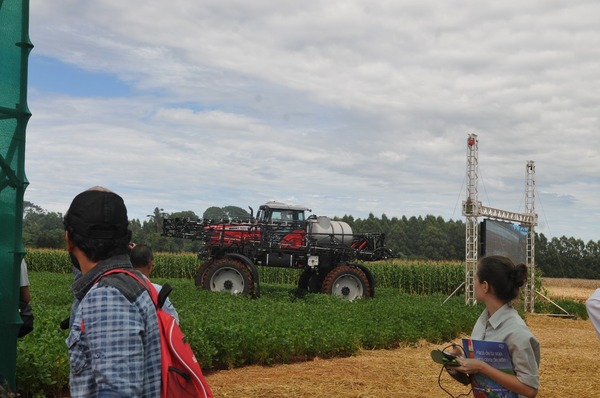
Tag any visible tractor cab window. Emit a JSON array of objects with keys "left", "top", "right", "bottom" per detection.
[
  {"left": 270, "top": 210, "right": 290, "bottom": 222},
  {"left": 270, "top": 210, "right": 305, "bottom": 223}
]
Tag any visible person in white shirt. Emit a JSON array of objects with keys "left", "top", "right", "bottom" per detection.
[
  {"left": 20, "top": 259, "right": 31, "bottom": 303},
  {"left": 586, "top": 289, "right": 600, "bottom": 339},
  {"left": 19, "top": 259, "right": 34, "bottom": 338}
]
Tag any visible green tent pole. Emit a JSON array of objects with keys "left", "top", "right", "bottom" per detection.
[{"left": 0, "top": 0, "right": 32, "bottom": 391}]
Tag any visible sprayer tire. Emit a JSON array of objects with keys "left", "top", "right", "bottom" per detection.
[
  {"left": 201, "top": 258, "right": 254, "bottom": 297},
  {"left": 321, "top": 264, "right": 371, "bottom": 301}
]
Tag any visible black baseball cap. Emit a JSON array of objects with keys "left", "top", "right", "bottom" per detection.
[{"left": 64, "top": 186, "right": 129, "bottom": 239}]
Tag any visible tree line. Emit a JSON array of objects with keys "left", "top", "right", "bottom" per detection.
[{"left": 22, "top": 201, "right": 600, "bottom": 279}]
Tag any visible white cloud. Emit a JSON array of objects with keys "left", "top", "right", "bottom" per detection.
[{"left": 19, "top": 0, "right": 600, "bottom": 242}]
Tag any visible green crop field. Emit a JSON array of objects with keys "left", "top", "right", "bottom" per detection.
[
  {"left": 17, "top": 249, "right": 585, "bottom": 397},
  {"left": 17, "top": 271, "right": 479, "bottom": 396}
]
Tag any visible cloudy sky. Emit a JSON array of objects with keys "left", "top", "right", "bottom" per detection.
[{"left": 22, "top": 1, "right": 599, "bottom": 242}]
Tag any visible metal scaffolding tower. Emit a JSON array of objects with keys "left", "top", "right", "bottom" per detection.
[
  {"left": 461, "top": 134, "right": 538, "bottom": 311},
  {"left": 463, "top": 134, "right": 479, "bottom": 306},
  {"left": 524, "top": 161, "right": 536, "bottom": 312}
]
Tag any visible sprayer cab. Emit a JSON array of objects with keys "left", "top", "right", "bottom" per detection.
[{"left": 256, "top": 201, "right": 311, "bottom": 226}]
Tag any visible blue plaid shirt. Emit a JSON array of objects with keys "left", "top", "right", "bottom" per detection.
[{"left": 67, "top": 255, "right": 162, "bottom": 398}]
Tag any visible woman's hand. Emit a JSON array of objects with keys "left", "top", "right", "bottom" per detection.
[
  {"left": 446, "top": 343, "right": 464, "bottom": 358},
  {"left": 453, "top": 357, "right": 538, "bottom": 397},
  {"left": 454, "top": 357, "right": 485, "bottom": 374}
]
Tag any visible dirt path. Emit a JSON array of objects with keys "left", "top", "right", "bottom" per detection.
[{"left": 205, "top": 315, "right": 600, "bottom": 397}]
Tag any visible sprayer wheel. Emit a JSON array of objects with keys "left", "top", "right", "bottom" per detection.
[
  {"left": 321, "top": 264, "right": 370, "bottom": 301},
  {"left": 200, "top": 258, "right": 254, "bottom": 297}
]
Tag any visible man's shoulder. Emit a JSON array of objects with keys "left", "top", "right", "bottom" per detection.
[{"left": 96, "top": 271, "right": 149, "bottom": 303}]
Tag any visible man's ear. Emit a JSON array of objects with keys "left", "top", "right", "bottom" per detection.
[{"left": 65, "top": 230, "right": 73, "bottom": 250}]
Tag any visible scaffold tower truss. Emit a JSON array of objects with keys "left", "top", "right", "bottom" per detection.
[{"left": 461, "top": 133, "right": 538, "bottom": 312}]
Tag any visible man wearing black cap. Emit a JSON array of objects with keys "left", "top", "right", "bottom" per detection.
[{"left": 63, "top": 186, "right": 161, "bottom": 397}]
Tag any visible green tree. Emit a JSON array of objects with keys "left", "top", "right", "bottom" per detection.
[
  {"left": 420, "top": 216, "right": 447, "bottom": 260},
  {"left": 170, "top": 211, "right": 198, "bottom": 219},
  {"left": 222, "top": 206, "right": 251, "bottom": 219},
  {"left": 19, "top": 200, "right": 600, "bottom": 276},
  {"left": 446, "top": 219, "right": 465, "bottom": 260},
  {"left": 22, "top": 201, "right": 64, "bottom": 248},
  {"left": 203, "top": 206, "right": 226, "bottom": 219}
]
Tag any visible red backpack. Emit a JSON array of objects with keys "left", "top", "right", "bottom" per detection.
[{"left": 100, "top": 269, "right": 214, "bottom": 398}]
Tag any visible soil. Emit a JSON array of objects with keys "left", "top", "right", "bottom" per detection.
[{"left": 205, "top": 315, "right": 600, "bottom": 397}]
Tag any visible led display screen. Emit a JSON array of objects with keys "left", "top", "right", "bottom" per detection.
[{"left": 480, "top": 219, "right": 527, "bottom": 265}]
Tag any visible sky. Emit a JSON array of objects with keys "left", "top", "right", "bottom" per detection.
[{"left": 19, "top": 1, "right": 600, "bottom": 243}]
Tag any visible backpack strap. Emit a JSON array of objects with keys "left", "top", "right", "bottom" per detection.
[
  {"left": 157, "top": 284, "right": 172, "bottom": 310},
  {"left": 98, "top": 269, "right": 161, "bottom": 308},
  {"left": 96, "top": 272, "right": 146, "bottom": 303}
]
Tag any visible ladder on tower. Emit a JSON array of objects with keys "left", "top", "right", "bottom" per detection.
[{"left": 465, "top": 216, "right": 478, "bottom": 305}]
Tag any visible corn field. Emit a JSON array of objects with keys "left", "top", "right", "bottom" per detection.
[
  {"left": 367, "top": 261, "right": 464, "bottom": 294},
  {"left": 25, "top": 249, "right": 465, "bottom": 295}
]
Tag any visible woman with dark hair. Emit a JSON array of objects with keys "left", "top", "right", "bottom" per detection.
[{"left": 454, "top": 255, "right": 540, "bottom": 398}]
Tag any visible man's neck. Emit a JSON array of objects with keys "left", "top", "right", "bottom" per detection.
[
  {"left": 75, "top": 250, "right": 98, "bottom": 275},
  {"left": 133, "top": 265, "right": 152, "bottom": 278}
]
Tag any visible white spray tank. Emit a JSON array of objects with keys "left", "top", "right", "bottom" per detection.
[{"left": 306, "top": 216, "right": 353, "bottom": 245}]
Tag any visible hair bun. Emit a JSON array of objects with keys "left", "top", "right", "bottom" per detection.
[{"left": 511, "top": 264, "right": 528, "bottom": 288}]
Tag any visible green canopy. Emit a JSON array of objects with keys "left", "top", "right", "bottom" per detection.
[{"left": 0, "top": 0, "right": 32, "bottom": 390}]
